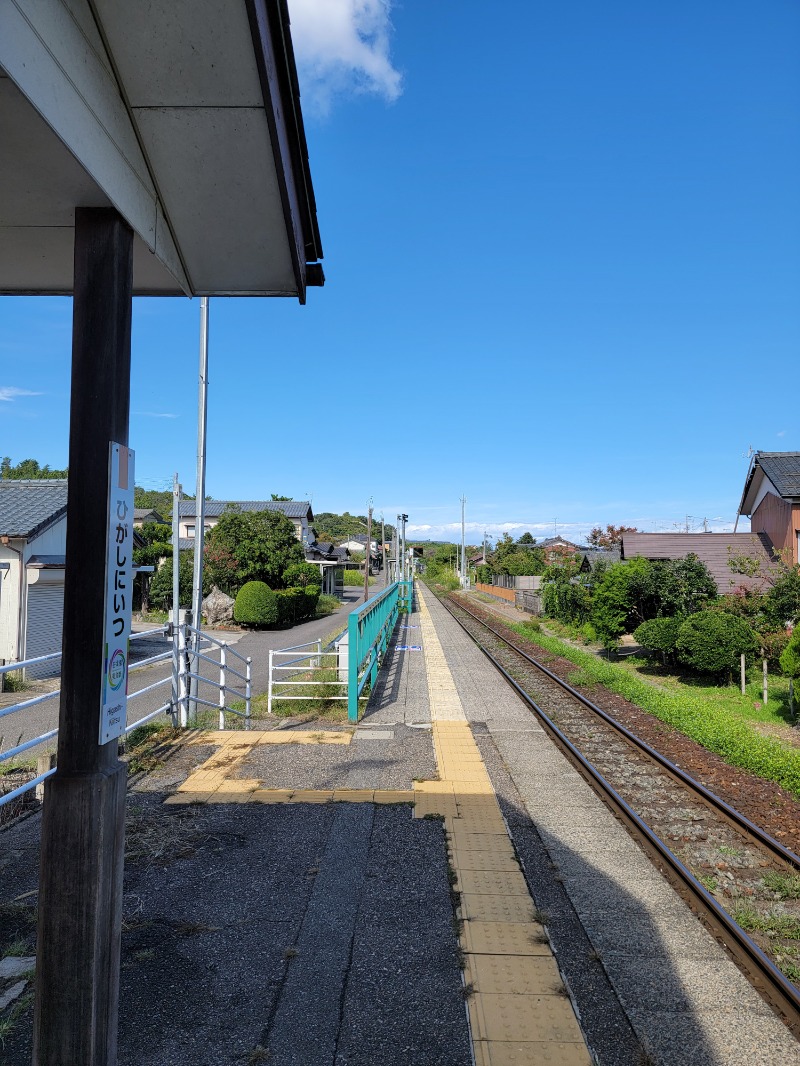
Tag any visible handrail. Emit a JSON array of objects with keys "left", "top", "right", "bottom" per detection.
[{"left": 347, "top": 579, "right": 411, "bottom": 721}]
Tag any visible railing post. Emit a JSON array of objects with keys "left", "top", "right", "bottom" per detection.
[
  {"left": 219, "top": 645, "right": 226, "bottom": 730},
  {"left": 246, "top": 657, "right": 252, "bottom": 729},
  {"left": 267, "top": 649, "right": 273, "bottom": 716},
  {"left": 316, "top": 639, "right": 322, "bottom": 669},
  {"left": 177, "top": 624, "right": 188, "bottom": 728},
  {"left": 347, "top": 609, "right": 359, "bottom": 722}
]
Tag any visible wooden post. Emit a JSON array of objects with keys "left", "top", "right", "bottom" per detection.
[
  {"left": 740, "top": 653, "right": 746, "bottom": 695},
  {"left": 33, "top": 208, "right": 133, "bottom": 1066},
  {"left": 762, "top": 653, "right": 768, "bottom": 706}
]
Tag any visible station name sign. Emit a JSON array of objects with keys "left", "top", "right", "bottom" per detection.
[{"left": 100, "top": 443, "right": 135, "bottom": 745}]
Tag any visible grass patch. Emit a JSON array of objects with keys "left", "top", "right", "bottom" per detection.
[
  {"left": 506, "top": 622, "right": 800, "bottom": 797},
  {"left": 125, "top": 804, "right": 205, "bottom": 866},
  {"left": 124, "top": 723, "right": 181, "bottom": 775},
  {"left": 315, "top": 594, "right": 343, "bottom": 618},
  {"left": 762, "top": 871, "right": 800, "bottom": 900},
  {"left": 732, "top": 903, "right": 800, "bottom": 941}
]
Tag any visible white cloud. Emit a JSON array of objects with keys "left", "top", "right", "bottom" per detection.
[
  {"left": 135, "top": 411, "right": 178, "bottom": 419},
  {"left": 777, "top": 430, "right": 786, "bottom": 437},
  {"left": 288, "top": 0, "right": 402, "bottom": 114},
  {"left": 0, "top": 386, "right": 42, "bottom": 402}
]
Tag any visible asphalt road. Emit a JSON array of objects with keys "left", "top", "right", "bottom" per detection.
[{"left": 0, "top": 583, "right": 382, "bottom": 757}]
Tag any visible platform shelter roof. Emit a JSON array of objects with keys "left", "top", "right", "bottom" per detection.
[{"left": 0, "top": 0, "right": 323, "bottom": 299}]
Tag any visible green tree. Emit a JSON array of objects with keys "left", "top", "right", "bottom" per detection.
[
  {"left": 586, "top": 524, "right": 638, "bottom": 548},
  {"left": 133, "top": 522, "right": 172, "bottom": 612},
  {"left": 590, "top": 561, "right": 640, "bottom": 651},
  {"left": 204, "top": 507, "right": 304, "bottom": 590},
  {"left": 633, "top": 617, "right": 682, "bottom": 664},
  {"left": 283, "top": 562, "right": 322, "bottom": 588},
  {"left": 149, "top": 550, "right": 200, "bottom": 610},
  {"left": 1, "top": 456, "right": 68, "bottom": 479},
  {"left": 518, "top": 532, "right": 536, "bottom": 544}
]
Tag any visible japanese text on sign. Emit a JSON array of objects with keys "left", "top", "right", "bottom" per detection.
[{"left": 100, "top": 443, "right": 135, "bottom": 745}]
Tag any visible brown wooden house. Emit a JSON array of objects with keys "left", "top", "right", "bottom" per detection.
[{"left": 738, "top": 452, "right": 800, "bottom": 567}]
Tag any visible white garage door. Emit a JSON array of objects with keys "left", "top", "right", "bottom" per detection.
[{"left": 25, "top": 583, "right": 64, "bottom": 679}]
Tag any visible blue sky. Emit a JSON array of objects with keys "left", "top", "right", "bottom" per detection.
[{"left": 2, "top": 1, "right": 799, "bottom": 544}]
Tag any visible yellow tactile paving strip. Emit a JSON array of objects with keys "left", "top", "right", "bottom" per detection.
[
  {"left": 416, "top": 585, "right": 592, "bottom": 1066},
  {"left": 165, "top": 728, "right": 416, "bottom": 806}
]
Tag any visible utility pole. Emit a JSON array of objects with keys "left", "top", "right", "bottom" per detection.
[
  {"left": 171, "top": 473, "right": 183, "bottom": 725},
  {"left": 363, "top": 502, "right": 373, "bottom": 603},
  {"left": 460, "top": 495, "right": 466, "bottom": 588},
  {"left": 483, "top": 530, "right": 487, "bottom": 563},
  {"left": 398, "top": 513, "right": 408, "bottom": 583},
  {"left": 381, "top": 513, "right": 387, "bottom": 586},
  {"left": 189, "top": 296, "right": 209, "bottom": 723}
]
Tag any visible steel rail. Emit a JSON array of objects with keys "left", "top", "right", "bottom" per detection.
[
  {"left": 450, "top": 597, "right": 800, "bottom": 868},
  {"left": 440, "top": 592, "right": 800, "bottom": 1035}
]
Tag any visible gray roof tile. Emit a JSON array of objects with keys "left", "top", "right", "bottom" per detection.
[
  {"left": 0, "top": 480, "right": 68, "bottom": 538},
  {"left": 754, "top": 452, "right": 800, "bottom": 498},
  {"left": 179, "top": 500, "right": 312, "bottom": 520}
]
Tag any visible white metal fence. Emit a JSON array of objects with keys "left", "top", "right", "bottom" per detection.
[
  {"left": 0, "top": 622, "right": 252, "bottom": 811},
  {"left": 266, "top": 638, "right": 346, "bottom": 715}
]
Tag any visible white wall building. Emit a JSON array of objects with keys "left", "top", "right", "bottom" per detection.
[{"left": 0, "top": 480, "right": 68, "bottom": 675}]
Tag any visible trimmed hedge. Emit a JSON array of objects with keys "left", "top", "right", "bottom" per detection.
[
  {"left": 507, "top": 622, "right": 800, "bottom": 797},
  {"left": 234, "top": 581, "right": 278, "bottom": 626},
  {"left": 675, "top": 611, "right": 757, "bottom": 678},
  {"left": 275, "top": 585, "right": 321, "bottom": 626},
  {"left": 342, "top": 569, "right": 368, "bottom": 586},
  {"left": 633, "top": 617, "right": 682, "bottom": 659}
]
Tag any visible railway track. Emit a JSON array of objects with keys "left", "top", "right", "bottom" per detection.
[{"left": 441, "top": 590, "right": 800, "bottom": 1037}]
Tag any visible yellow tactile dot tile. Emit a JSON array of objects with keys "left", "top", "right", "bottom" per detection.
[
  {"left": 413, "top": 800, "right": 459, "bottom": 819},
  {"left": 456, "top": 870, "right": 531, "bottom": 897},
  {"left": 447, "top": 831, "right": 516, "bottom": 852},
  {"left": 449, "top": 849, "right": 519, "bottom": 873},
  {"left": 413, "top": 780, "right": 455, "bottom": 795},
  {"left": 473, "top": 1040, "right": 593, "bottom": 1066},
  {"left": 256, "top": 730, "right": 353, "bottom": 745},
  {"left": 468, "top": 994, "right": 584, "bottom": 1044},
  {"left": 176, "top": 780, "right": 219, "bottom": 793},
  {"left": 208, "top": 791, "right": 258, "bottom": 803},
  {"left": 464, "top": 954, "right": 564, "bottom": 996},
  {"left": 458, "top": 893, "right": 537, "bottom": 924},
  {"left": 461, "top": 922, "right": 551, "bottom": 956}
]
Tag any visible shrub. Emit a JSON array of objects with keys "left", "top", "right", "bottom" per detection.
[
  {"left": 282, "top": 562, "right": 323, "bottom": 588},
  {"left": 234, "top": 581, "right": 278, "bottom": 627},
  {"left": 316, "top": 593, "right": 341, "bottom": 617},
  {"left": 342, "top": 570, "right": 366, "bottom": 586},
  {"left": 759, "top": 629, "right": 791, "bottom": 670},
  {"left": 780, "top": 628, "right": 800, "bottom": 679},
  {"left": 675, "top": 611, "right": 758, "bottom": 680},
  {"left": 633, "top": 617, "right": 682, "bottom": 662}
]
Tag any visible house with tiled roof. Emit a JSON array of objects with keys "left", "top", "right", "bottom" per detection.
[
  {"left": 0, "top": 480, "right": 68, "bottom": 674},
  {"left": 178, "top": 499, "right": 314, "bottom": 546},
  {"left": 738, "top": 452, "right": 800, "bottom": 567}
]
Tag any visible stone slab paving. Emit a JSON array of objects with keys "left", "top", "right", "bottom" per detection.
[{"left": 423, "top": 588, "right": 800, "bottom": 1066}]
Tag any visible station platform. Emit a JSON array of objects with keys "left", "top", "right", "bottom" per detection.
[{"left": 2, "top": 585, "right": 799, "bottom": 1065}]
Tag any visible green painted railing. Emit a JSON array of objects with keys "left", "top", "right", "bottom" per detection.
[{"left": 347, "top": 579, "right": 413, "bottom": 721}]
